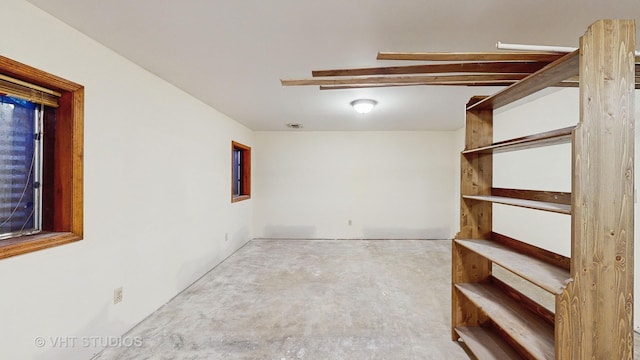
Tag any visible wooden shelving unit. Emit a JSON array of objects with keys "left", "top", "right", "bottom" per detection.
[{"left": 452, "top": 19, "right": 635, "bottom": 359}]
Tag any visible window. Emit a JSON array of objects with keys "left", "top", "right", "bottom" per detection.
[
  {"left": 231, "top": 141, "right": 251, "bottom": 202},
  {"left": 0, "top": 96, "right": 41, "bottom": 239},
  {"left": 0, "top": 55, "right": 84, "bottom": 260}
]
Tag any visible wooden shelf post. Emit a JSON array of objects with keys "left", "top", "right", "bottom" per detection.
[
  {"left": 556, "top": 19, "right": 636, "bottom": 359},
  {"left": 452, "top": 96, "right": 493, "bottom": 339}
]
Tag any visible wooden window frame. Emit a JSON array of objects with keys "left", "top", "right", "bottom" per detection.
[
  {"left": 0, "top": 55, "right": 83, "bottom": 260},
  {"left": 231, "top": 141, "right": 251, "bottom": 203}
]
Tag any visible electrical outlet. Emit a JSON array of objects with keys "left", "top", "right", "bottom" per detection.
[
  {"left": 114, "top": 287, "right": 123, "bottom": 304},
  {"left": 348, "top": 219, "right": 352, "bottom": 226},
  {"left": 225, "top": 233, "right": 229, "bottom": 241}
]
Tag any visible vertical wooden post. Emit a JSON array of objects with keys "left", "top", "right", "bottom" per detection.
[
  {"left": 452, "top": 97, "right": 493, "bottom": 339},
  {"left": 459, "top": 100, "right": 493, "bottom": 240},
  {"left": 557, "top": 19, "right": 635, "bottom": 359}
]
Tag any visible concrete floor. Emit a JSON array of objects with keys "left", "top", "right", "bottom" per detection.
[
  {"left": 95, "top": 240, "right": 469, "bottom": 359},
  {"left": 94, "top": 239, "right": 640, "bottom": 360}
]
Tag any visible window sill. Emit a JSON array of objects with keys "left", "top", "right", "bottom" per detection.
[
  {"left": 0, "top": 231, "right": 82, "bottom": 260},
  {"left": 232, "top": 195, "right": 251, "bottom": 203}
]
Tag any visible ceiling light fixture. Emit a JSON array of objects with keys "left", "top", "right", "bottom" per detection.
[{"left": 350, "top": 99, "right": 377, "bottom": 114}]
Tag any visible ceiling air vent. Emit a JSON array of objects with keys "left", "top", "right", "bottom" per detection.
[{"left": 286, "top": 123, "right": 303, "bottom": 129}]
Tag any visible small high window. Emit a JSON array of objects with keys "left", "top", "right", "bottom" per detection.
[
  {"left": 0, "top": 55, "right": 84, "bottom": 260},
  {"left": 231, "top": 141, "right": 251, "bottom": 202}
]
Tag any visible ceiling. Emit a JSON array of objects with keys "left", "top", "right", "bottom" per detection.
[{"left": 26, "top": 0, "right": 640, "bottom": 131}]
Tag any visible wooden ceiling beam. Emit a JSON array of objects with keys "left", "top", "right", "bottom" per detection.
[
  {"left": 312, "top": 61, "right": 550, "bottom": 77},
  {"left": 281, "top": 74, "right": 528, "bottom": 86},
  {"left": 376, "top": 52, "right": 566, "bottom": 62},
  {"left": 319, "top": 81, "right": 519, "bottom": 90},
  {"left": 320, "top": 84, "right": 418, "bottom": 90},
  {"left": 317, "top": 79, "right": 640, "bottom": 90},
  {"left": 282, "top": 55, "right": 639, "bottom": 90}
]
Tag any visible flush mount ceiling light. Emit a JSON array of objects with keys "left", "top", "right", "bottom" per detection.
[{"left": 350, "top": 99, "right": 377, "bottom": 114}]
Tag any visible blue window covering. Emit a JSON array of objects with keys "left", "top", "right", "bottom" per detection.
[
  {"left": 0, "top": 95, "right": 38, "bottom": 237},
  {"left": 232, "top": 148, "right": 241, "bottom": 196}
]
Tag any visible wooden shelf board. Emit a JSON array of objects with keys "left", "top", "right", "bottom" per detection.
[
  {"left": 463, "top": 126, "right": 575, "bottom": 154},
  {"left": 492, "top": 188, "right": 571, "bottom": 206},
  {"left": 455, "top": 326, "right": 521, "bottom": 360},
  {"left": 456, "top": 282, "right": 555, "bottom": 360},
  {"left": 467, "top": 50, "right": 579, "bottom": 111},
  {"left": 456, "top": 239, "right": 570, "bottom": 294},
  {"left": 462, "top": 195, "right": 571, "bottom": 214}
]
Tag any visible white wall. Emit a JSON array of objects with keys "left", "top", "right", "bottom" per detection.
[
  {"left": 492, "top": 88, "right": 577, "bottom": 257},
  {"left": 0, "top": 1, "right": 253, "bottom": 359},
  {"left": 452, "top": 87, "right": 640, "bottom": 331},
  {"left": 451, "top": 126, "right": 465, "bottom": 236},
  {"left": 253, "top": 131, "right": 457, "bottom": 240}
]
